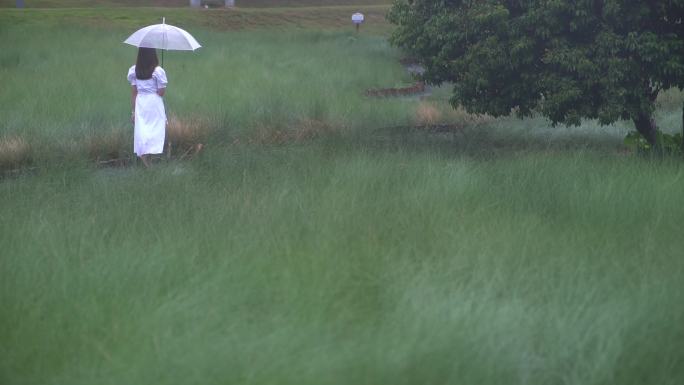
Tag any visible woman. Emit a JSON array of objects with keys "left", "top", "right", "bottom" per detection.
[{"left": 127, "top": 47, "right": 167, "bottom": 167}]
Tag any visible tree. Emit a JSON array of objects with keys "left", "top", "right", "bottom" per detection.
[{"left": 388, "top": 0, "right": 684, "bottom": 146}]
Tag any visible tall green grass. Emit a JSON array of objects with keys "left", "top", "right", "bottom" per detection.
[
  {"left": 0, "top": 21, "right": 413, "bottom": 163},
  {"left": 2, "top": 139, "right": 684, "bottom": 384}
]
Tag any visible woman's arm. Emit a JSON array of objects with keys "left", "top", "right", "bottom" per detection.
[
  {"left": 155, "top": 67, "right": 167, "bottom": 97},
  {"left": 131, "top": 86, "right": 137, "bottom": 122}
]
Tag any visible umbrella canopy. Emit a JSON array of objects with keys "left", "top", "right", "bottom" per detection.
[{"left": 124, "top": 18, "right": 201, "bottom": 51}]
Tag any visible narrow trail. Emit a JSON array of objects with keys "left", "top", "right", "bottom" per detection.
[{"left": 365, "top": 59, "right": 431, "bottom": 99}]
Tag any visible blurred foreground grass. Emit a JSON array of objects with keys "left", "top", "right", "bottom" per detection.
[{"left": 2, "top": 137, "right": 684, "bottom": 384}]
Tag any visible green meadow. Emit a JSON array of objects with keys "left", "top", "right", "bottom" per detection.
[{"left": 1, "top": 4, "right": 684, "bottom": 385}]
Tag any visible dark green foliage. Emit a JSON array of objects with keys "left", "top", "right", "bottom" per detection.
[{"left": 388, "top": 0, "right": 684, "bottom": 145}]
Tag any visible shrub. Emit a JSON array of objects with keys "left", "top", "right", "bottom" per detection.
[{"left": 624, "top": 131, "right": 683, "bottom": 155}]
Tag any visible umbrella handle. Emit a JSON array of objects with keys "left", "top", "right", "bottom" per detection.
[{"left": 161, "top": 17, "right": 165, "bottom": 67}]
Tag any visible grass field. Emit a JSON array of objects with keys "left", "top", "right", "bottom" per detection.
[
  {"left": 0, "top": 7, "right": 405, "bottom": 165},
  {"left": 2, "top": 4, "right": 684, "bottom": 385}
]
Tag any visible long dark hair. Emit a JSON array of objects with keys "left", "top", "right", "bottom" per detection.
[{"left": 135, "top": 47, "right": 159, "bottom": 80}]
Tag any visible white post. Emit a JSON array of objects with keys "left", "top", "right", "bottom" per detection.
[{"left": 352, "top": 12, "right": 364, "bottom": 33}]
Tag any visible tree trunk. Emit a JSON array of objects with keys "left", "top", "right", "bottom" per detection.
[{"left": 633, "top": 111, "right": 659, "bottom": 147}]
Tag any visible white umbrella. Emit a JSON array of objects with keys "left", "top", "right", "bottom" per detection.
[{"left": 124, "top": 18, "right": 201, "bottom": 65}]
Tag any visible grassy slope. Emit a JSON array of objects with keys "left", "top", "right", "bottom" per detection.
[
  {"left": 0, "top": 0, "right": 188, "bottom": 6},
  {"left": 0, "top": 5, "right": 392, "bottom": 31},
  {"left": 1, "top": 5, "right": 684, "bottom": 385}
]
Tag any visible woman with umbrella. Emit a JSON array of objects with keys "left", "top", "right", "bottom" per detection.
[
  {"left": 127, "top": 47, "right": 167, "bottom": 167},
  {"left": 124, "top": 19, "right": 201, "bottom": 167}
]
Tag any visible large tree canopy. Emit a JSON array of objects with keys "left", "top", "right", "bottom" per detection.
[{"left": 388, "top": 0, "right": 684, "bottom": 145}]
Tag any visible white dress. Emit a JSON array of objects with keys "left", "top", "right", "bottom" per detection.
[{"left": 127, "top": 65, "right": 168, "bottom": 156}]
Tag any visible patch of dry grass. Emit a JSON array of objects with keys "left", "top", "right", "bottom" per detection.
[
  {"left": 246, "top": 119, "right": 336, "bottom": 145},
  {"left": 84, "top": 127, "right": 127, "bottom": 162},
  {"left": 0, "top": 135, "right": 31, "bottom": 171},
  {"left": 444, "top": 105, "right": 493, "bottom": 128},
  {"left": 166, "top": 115, "right": 212, "bottom": 157},
  {"left": 414, "top": 102, "right": 442, "bottom": 127},
  {"left": 414, "top": 102, "right": 493, "bottom": 131}
]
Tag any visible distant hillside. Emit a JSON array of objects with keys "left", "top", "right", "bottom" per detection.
[
  {"left": 236, "top": 0, "right": 392, "bottom": 7},
  {"left": 0, "top": 0, "right": 392, "bottom": 8},
  {"left": 0, "top": 0, "right": 186, "bottom": 7}
]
